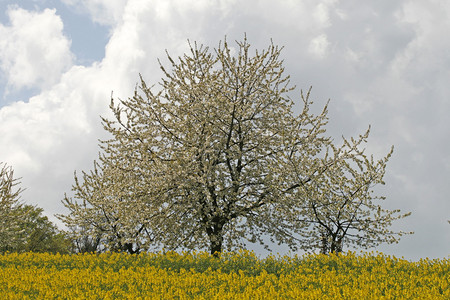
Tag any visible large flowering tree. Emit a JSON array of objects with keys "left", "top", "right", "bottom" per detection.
[{"left": 59, "top": 38, "right": 411, "bottom": 255}]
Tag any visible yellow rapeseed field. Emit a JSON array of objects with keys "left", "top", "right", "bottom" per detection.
[{"left": 0, "top": 250, "right": 448, "bottom": 299}]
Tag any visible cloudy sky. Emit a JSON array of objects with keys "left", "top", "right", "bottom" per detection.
[{"left": 1, "top": 0, "right": 449, "bottom": 260}]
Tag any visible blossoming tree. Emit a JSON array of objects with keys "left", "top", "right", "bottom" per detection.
[{"left": 59, "top": 37, "right": 411, "bottom": 255}]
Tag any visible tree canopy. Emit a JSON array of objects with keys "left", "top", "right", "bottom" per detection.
[{"left": 59, "top": 37, "right": 411, "bottom": 255}]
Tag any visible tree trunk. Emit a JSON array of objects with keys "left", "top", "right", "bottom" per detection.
[
  {"left": 124, "top": 242, "right": 139, "bottom": 254},
  {"left": 320, "top": 232, "right": 328, "bottom": 254},
  {"left": 208, "top": 221, "right": 224, "bottom": 257},
  {"left": 210, "top": 237, "right": 222, "bottom": 257},
  {"left": 329, "top": 237, "right": 343, "bottom": 254},
  {"left": 330, "top": 241, "right": 337, "bottom": 253}
]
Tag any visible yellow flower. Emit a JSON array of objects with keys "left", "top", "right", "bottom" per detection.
[{"left": 0, "top": 251, "right": 448, "bottom": 299}]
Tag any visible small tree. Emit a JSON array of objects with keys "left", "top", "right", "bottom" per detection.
[
  {"left": 0, "top": 162, "right": 27, "bottom": 251},
  {"left": 5, "top": 205, "right": 72, "bottom": 254},
  {"left": 59, "top": 37, "right": 411, "bottom": 255},
  {"left": 295, "top": 131, "right": 412, "bottom": 253}
]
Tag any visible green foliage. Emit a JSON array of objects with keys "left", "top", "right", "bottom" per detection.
[
  {"left": 0, "top": 162, "right": 72, "bottom": 254},
  {"left": 7, "top": 205, "right": 72, "bottom": 254}
]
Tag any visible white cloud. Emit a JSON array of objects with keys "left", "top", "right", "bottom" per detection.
[
  {"left": 313, "top": 1, "right": 336, "bottom": 26},
  {"left": 308, "top": 34, "right": 330, "bottom": 58},
  {"left": 0, "top": 7, "right": 73, "bottom": 91},
  {"left": 0, "top": 63, "right": 116, "bottom": 224},
  {"left": 393, "top": 0, "right": 450, "bottom": 85}
]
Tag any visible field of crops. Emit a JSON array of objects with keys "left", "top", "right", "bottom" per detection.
[{"left": 0, "top": 250, "right": 448, "bottom": 299}]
